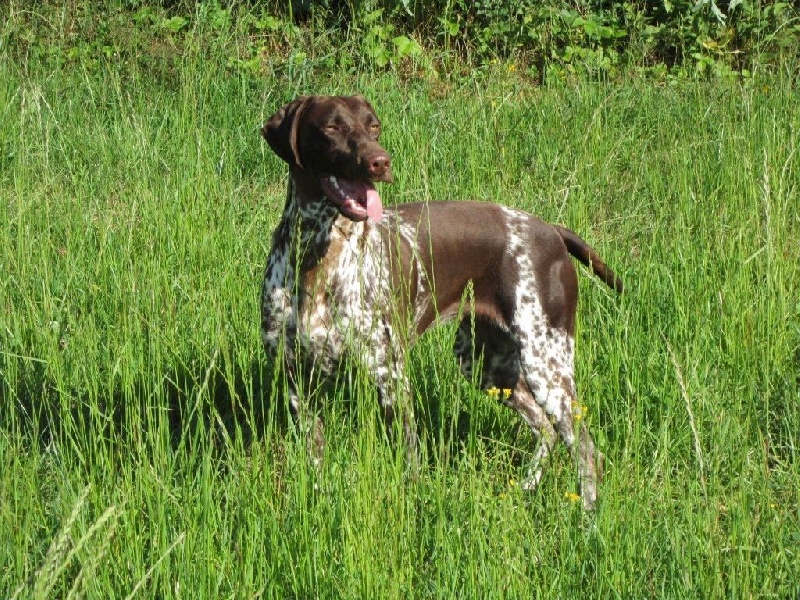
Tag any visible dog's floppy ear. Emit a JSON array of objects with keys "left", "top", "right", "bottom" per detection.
[{"left": 261, "top": 96, "right": 311, "bottom": 168}]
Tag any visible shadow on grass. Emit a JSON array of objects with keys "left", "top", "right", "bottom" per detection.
[
  {"left": 1, "top": 354, "right": 292, "bottom": 462},
  {"left": 2, "top": 341, "right": 543, "bottom": 478}
]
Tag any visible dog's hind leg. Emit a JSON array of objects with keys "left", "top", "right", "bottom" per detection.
[
  {"left": 500, "top": 379, "right": 558, "bottom": 492},
  {"left": 518, "top": 330, "right": 603, "bottom": 510},
  {"left": 454, "top": 317, "right": 556, "bottom": 489}
]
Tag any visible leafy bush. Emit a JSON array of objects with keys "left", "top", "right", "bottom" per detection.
[{"left": 1, "top": 0, "right": 797, "bottom": 78}]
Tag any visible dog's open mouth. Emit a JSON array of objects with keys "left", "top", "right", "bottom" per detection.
[{"left": 320, "top": 176, "right": 384, "bottom": 223}]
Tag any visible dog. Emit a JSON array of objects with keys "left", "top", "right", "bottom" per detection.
[{"left": 260, "top": 95, "right": 622, "bottom": 509}]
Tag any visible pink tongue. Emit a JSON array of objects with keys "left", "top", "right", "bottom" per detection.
[
  {"left": 365, "top": 188, "right": 383, "bottom": 223},
  {"left": 322, "top": 176, "right": 385, "bottom": 223}
]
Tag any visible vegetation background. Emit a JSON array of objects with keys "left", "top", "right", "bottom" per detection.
[{"left": 1, "top": 1, "right": 798, "bottom": 598}]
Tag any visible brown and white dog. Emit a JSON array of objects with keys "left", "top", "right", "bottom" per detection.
[{"left": 260, "top": 95, "right": 622, "bottom": 509}]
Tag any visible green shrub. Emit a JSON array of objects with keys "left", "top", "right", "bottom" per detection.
[{"left": 1, "top": 0, "right": 797, "bottom": 77}]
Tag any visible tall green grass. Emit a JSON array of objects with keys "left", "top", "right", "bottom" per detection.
[{"left": 1, "top": 48, "right": 798, "bottom": 597}]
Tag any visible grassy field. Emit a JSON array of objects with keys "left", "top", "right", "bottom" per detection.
[{"left": 1, "top": 40, "right": 799, "bottom": 598}]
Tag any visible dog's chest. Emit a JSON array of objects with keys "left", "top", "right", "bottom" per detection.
[{"left": 261, "top": 222, "right": 389, "bottom": 370}]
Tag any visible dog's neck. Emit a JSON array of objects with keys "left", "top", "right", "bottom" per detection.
[{"left": 271, "top": 172, "right": 342, "bottom": 272}]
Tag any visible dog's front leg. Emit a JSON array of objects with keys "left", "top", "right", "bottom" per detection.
[
  {"left": 285, "top": 366, "right": 326, "bottom": 470},
  {"left": 373, "top": 354, "right": 419, "bottom": 472}
]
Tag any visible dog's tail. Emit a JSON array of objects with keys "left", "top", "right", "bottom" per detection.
[{"left": 553, "top": 225, "right": 624, "bottom": 294}]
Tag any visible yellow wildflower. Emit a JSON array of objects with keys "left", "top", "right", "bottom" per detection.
[
  {"left": 502, "top": 388, "right": 512, "bottom": 399},
  {"left": 564, "top": 491, "right": 580, "bottom": 503},
  {"left": 572, "top": 401, "right": 587, "bottom": 423}
]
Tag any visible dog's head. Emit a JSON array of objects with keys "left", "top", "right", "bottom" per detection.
[{"left": 263, "top": 95, "right": 392, "bottom": 223}]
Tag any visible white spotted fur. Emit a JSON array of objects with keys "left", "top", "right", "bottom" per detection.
[{"left": 263, "top": 184, "right": 602, "bottom": 509}]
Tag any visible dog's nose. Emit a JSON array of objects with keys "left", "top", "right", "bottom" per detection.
[{"left": 367, "top": 153, "right": 391, "bottom": 178}]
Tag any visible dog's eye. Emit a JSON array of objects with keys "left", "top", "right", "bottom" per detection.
[{"left": 325, "top": 123, "right": 351, "bottom": 135}]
